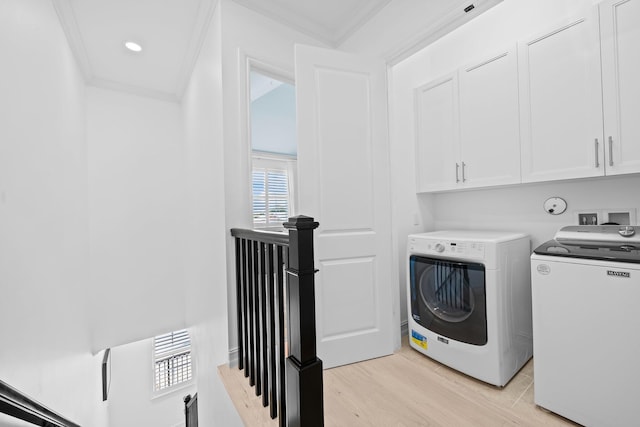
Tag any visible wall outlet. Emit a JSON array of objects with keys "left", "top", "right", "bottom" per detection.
[
  {"left": 574, "top": 208, "right": 637, "bottom": 225},
  {"left": 577, "top": 212, "right": 599, "bottom": 225}
]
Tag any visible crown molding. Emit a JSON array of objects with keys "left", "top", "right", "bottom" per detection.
[
  {"left": 333, "top": 0, "right": 392, "bottom": 46},
  {"left": 52, "top": 0, "right": 207, "bottom": 103},
  {"left": 89, "top": 77, "right": 181, "bottom": 104},
  {"left": 231, "top": 0, "right": 337, "bottom": 47},
  {"left": 175, "top": 0, "right": 219, "bottom": 99},
  {"left": 384, "top": 0, "right": 504, "bottom": 66},
  {"left": 51, "top": 0, "right": 93, "bottom": 82}
]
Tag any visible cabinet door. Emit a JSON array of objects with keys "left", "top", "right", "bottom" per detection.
[
  {"left": 414, "top": 73, "right": 460, "bottom": 192},
  {"left": 459, "top": 46, "right": 521, "bottom": 188},
  {"left": 518, "top": 10, "right": 604, "bottom": 183},
  {"left": 600, "top": 0, "right": 640, "bottom": 176}
]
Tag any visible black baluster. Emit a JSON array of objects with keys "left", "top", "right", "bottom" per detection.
[
  {"left": 235, "top": 238, "right": 244, "bottom": 371},
  {"left": 268, "top": 243, "right": 278, "bottom": 418},
  {"left": 260, "top": 242, "right": 269, "bottom": 406},
  {"left": 242, "top": 239, "right": 250, "bottom": 377},
  {"left": 248, "top": 240, "right": 255, "bottom": 386},
  {"left": 276, "top": 244, "right": 287, "bottom": 427},
  {"left": 253, "top": 240, "right": 261, "bottom": 396}
]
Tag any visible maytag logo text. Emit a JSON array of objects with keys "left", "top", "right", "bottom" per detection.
[{"left": 607, "top": 270, "right": 630, "bottom": 278}]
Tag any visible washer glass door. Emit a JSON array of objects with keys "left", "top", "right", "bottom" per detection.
[{"left": 410, "top": 255, "right": 487, "bottom": 345}]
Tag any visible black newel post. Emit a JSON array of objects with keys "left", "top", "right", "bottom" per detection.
[{"left": 283, "top": 215, "right": 324, "bottom": 427}]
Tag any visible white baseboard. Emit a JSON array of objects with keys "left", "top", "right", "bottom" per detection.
[
  {"left": 400, "top": 320, "right": 409, "bottom": 337},
  {"left": 228, "top": 347, "right": 239, "bottom": 368}
]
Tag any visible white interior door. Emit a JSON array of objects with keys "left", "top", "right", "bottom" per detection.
[{"left": 295, "top": 44, "right": 395, "bottom": 369}]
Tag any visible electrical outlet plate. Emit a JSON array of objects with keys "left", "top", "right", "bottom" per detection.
[
  {"left": 577, "top": 212, "right": 599, "bottom": 226},
  {"left": 574, "top": 208, "right": 637, "bottom": 225}
]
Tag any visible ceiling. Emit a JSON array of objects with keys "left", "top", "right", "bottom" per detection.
[
  {"left": 51, "top": 0, "right": 496, "bottom": 103},
  {"left": 53, "top": 0, "right": 215, "bottom": 102}
]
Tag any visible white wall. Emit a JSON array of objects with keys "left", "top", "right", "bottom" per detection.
[
  {"left": 389, "top": 0, "right": 638, "bottom": 327},
  {"left": 87, "top": 87, "right": 187, "bottom": 351},
  {"left": 0, "top": 0, "right": 107, "bottom": 425},
  {"left": 182, "top": 3, "right": 242, "bottom": 425},
  {"left": 219, "top": 0, "right": 327, "bottom": 358},
  {"left": 108, "top": 338, "right": 197, "bottom": 427},
  {"left": 433, "top": 175, "right": 640, "bottom": 249}
]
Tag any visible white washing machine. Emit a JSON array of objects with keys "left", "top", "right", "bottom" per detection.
[
  {"left": 531, "top": 225, "right": 640, "bottom": 427},
  {"left": 407, "top": 230, "right": 532, "bottom": 386}
]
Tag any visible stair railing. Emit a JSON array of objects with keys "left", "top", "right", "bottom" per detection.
[
  {"left": 184, "top": 393, "right": 198, "bottom": 427},
  {"left": 0, "top": 379, "right": 81, "bottom": 427},
  {"left": 230, "top": 215, "right": 324, "bottom": 427}
]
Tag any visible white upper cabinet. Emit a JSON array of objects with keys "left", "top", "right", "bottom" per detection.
[
  {"left": 415, "top": 47, "right": 520, "bottom": 192},
  {"left": 459, "top": 46, "right": 521, "bottom": 188},
  {"left": 413, "top": 2, "right": 640, "bottom": 193},
  {"left": 600, "top": 0, "right": 640, "bottom": 176},
  {"left": 415, "top": 73, "right": 460, "bottom": 192},
  {"left": 518, "top": 9, "right": 605, "bottom": 183}
]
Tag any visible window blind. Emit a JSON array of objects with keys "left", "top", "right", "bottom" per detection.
[
  {"left": 153, "top": 329, "right": 192, "bottom": 391},
  {"left": 252, "top": 164, "right": 291, "bottom": 227}
]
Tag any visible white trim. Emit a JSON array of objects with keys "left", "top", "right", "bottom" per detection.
[
  {"left": 240, "top": 52, "right": 297, "bottom": 229},
  {"left": 252, "top": 150, "right": 297, "bottom": 161},
  {"left": 52, "top": 0, "right": 218, "bottom": 102},
  {"left": 239, "top": 52, "right": 295, "bottom": 227},
  {"left": 230, "top": 0, "right": 391, "bottom": 47},
  {"left": 175, "top": 0, "right": 219, "bottom": 99},
  {"left": 151, "top": 378, "right": 196, "bottom": 400},
  {"left": 400, "top": 320, "right": 409, "bottom": 337},
  {"left": 228, "top": 347, "right": 240, "bottom": 368},
  {"left": 333, "top": 0, "right": 393, "bottom": 46},
  {"left": 89, "top": 77, "right": 181, "bottom": 104},
  {"left": 51, "top": 0, "right": 93, "bottom": 81},
  {"left": 385, "top": 0, "right": 505, "bottom": 66}
]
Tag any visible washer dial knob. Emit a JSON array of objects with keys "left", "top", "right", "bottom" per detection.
[
  {"left": 619, "top": 226, "right": 636, "bottom": 237},
  {"left": 434, "top": 243, "right": 445, "bottom": 253}
]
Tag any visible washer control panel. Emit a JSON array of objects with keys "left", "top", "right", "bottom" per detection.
[{"left": 409, "top": 237, "right": 485, "bottom": 259}]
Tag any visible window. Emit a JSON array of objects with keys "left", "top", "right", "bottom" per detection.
[
  {"left": 249, "top": 68, "right": 297, "bottom": 228},
  {"left": 252, "top": 154, "right": 296, "bottom": 228},
  {"left": 153, "top": 329, "right": 193, "bottom": 392}
]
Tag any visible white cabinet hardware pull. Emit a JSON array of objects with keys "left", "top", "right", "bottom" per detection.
[
  {"left": 462, "top": 161, "right": 467, "bottom": 182},
  {"left": 595, "top": 138, "right": 600, "bottom": 168},
  {"left": 609, "top": 136, "right": 614, "bottom": 166},
  {"left": 455, "top": 163, "right": 460, "bottom": 183}
]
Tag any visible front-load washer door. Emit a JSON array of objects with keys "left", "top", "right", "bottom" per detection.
[{"left": 410, "top": 255, "right": 487, "bottom": 345}]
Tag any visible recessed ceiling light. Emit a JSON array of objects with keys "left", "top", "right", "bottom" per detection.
[{"left": 124, "top": 41, "right": 142, "bottom": 53}]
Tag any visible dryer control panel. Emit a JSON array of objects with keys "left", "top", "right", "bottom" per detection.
[{"left": 408, "top": 237, "right": 485, "bottom": 260}]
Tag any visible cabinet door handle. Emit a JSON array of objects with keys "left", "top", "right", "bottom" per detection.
[
  {"left": 609, "top": 136, "right": 614, "bottom": 166},
  {"left": 455, "top": 163, "right": 460, "bottom": 183},
  {"left": 595, "top": 138, "right": 600, "bottom": 168},
  {"left": 462, "top": 161, "right": 467, "bottom": 182}
]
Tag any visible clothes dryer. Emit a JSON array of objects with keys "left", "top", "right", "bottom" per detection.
[{"left": 407, "top": 230, "right": 532, "bottom": 386}]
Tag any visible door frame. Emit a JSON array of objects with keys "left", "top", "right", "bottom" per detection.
[{"left": 239, "top": 51, "right": 296, "bottom": 220}]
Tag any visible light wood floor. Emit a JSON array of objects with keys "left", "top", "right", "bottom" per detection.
[{"left": 218, "top": 337, "right": 579, "bottom": 426}]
